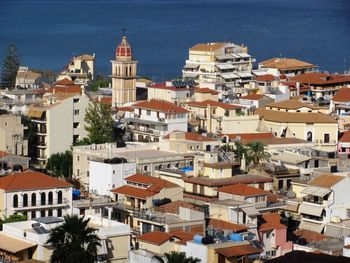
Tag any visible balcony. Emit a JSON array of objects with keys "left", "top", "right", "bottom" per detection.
[
  {"left": 132, "top": 126, "right": 161, "bottom": 136},
  {"left": 302, "top": 197, "right": 324, "bottom": 205},
  {"left": 314, "top": 139, "right": 337, "bottom": 145},
  {"left": 13, "top": 199, "right": 68, "bottom": 211},
  {"left": 133, "top": 210, "right": 166, "bottom": 225}
]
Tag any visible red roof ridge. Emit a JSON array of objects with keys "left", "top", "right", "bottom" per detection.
[{"left": 218, "top": 183, "right": 269, "bottom": 197}]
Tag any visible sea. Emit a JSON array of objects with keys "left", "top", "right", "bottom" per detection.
[{"left": 0, "top": 0, "right": 349, "bottom": 82}]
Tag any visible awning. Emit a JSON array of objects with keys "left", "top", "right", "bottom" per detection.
[
  {"left": 220, "top": 73, "right": 239, "bottom": 80},
  {"left": 301, "top": 186, "right": 331, "bottom": 197},
  {"left": 325, "top": 224, "right": 350, "bottom": 238},
  {"left": 0, "top": 233, "right": 36, "bottom": 253},
  {"left": 124, "top": 118, "right": 167, "bottom": 126},
  {"left": 184, "top": 64, "right": 199, "bottom": 69},
  {"left": 27, "top": 109, "right": 44, "bottom": 118},
  {"left": 242, "top": 206, "right": 258, "bottom": 217},
  {"left": 236, "top": 72, "right": 253, "bottom": 78},
  {"left": 216, "top": 64, "right": 236, "bottom": 70},
  {"left": 285, "top": 203, "right": 299, "bottom": 212},
  {"left": 299, "top": 203, "right": 324, "bottom": 217},
  {"left": 237, "top": 53, "right": 251, "bottom": 58},
  {"left": 299, "top": 220, "right": 324, "bottom": 233},
  {"left": 97, "top": 239, "right": 108, "bottom": 256},
  {"left": 216, "top": 54, "right": 234, "bottom": 60}
]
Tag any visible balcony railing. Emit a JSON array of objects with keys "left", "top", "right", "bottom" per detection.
[
  {"left": 302, "top": 197, "right": 323, "bottom": 205},
  {"left": 13, "top": 199, "right": 67, "bottom": 210},
  {"left": 133, "top": 126, "right": 161, "bottom": 135},
  {"left": 133, "top": 210, "right": 166, "bottom": 225}
]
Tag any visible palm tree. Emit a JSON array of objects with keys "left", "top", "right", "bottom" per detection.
[
  {"left": 46, "top": 215, "right": 101, "bottom": 263},
  {"left": 246, "top": 140, "right": 271, "bottom": 165},
  {"left": 153, "top": 251, "right": 201, "bottom": 263}
]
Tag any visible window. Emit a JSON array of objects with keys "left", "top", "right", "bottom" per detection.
[
  {"left": 324, "top": 133, "right": 330, "bottom": 143},
  {"left": 77, "top": 169, "right": 80, "bottom": 176},
  {"left": 87, "top": 171, "right": 90, "bottom": 177},
  {"left": 48, "top": 192, "right": 53, "bottom": 205},
  {"left": 77, "top": 156, "right": 80, "bottom": 162},
  {"left": 73, "top": 98, "right": 80, "bottom": 103},
  {"left": 57, "top": 191, "right": 63, "bottom": 204},
  {"left": 13, "top": 194, "right": 18, "bottom": 208},
  {"left": 41, "top": 210, "right": 46, "bottom": 217},
  {"left": 74, "top": 109, "right": 80, "bottom": 115},
  {"left": 314, "top": 159, "right": 319, "bottom": 168},
  {"left": 146, "top": 110, "right": 151, "bottom": 116},
  {"left": 23, "top": 194, "right": 28, "bottom": 207},
  {"left": 48, "top": 209, "right": 53, "bottom": 216},
  {"left": 31, "top": 211, "right": 36, "bottom": 219},
  {"left": 307, "top": 131, "right": 312, "bottom": 142},
  {"left": 31, "top": 193, "right": 36, "bottom": 206},
  {"left": 73, "top": 122, "right": 79, "bottom": 128},
  {"left": 143, "top": 166, "right": 148, "bottom": 172},
  {"left": 41, "top": 192, "right": 46, "bottom": 205},
  {"left": 57, "top": 208, "right": 62, "bottom": 217}
]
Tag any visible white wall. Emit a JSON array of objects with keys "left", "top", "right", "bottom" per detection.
[
  {"left": 180, "top": 242, "right": 208, "bottom": 263},
  {"left": 89, "top": 161, "right": 136, "bottom": 196}
]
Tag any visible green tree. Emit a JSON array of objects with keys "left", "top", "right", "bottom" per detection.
[
  {"left": 46, "top": 215, "right": 101, "bottom": 263},
  {"left": 246, "top": 140, "right": 271, "bottom": 165},
  {"left": 1, "top": 43, "right": 20, "bottom": 89},
  {"left": 46, "top": 151, "right": 73, "bottom": 178},
  {"left": 89, "top": 75, "right": 111, "bottom": 92},
  {"left": 0, "top": 213, "right": 27, "bottom": 230},
  {"left": 84, "top": 101, "right": 114, "bottom": 144},
  {"left": 153, "top": 251, "right": 201, "bottom": 263}
]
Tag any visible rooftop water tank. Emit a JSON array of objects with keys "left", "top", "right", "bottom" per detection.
[
  {"left": 193, "top": 234, "right": 203, "bottom": 244},
  {"left": 230, "top": 233, "right": 243, "bottom": 242}
]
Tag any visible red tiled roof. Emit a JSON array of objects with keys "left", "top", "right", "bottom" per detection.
[
  {"left": 223, "top": 132, "right": 274, "bottom": 140},
  {"left": 240, "top": 94, "right": 266, "bottom": 100},
  {"left": 208, "top": 218, "right": 247, "bottom": 232},
  {"left": 170, "top": 230, "right": 196, "bottom": 245},
  {"left": 195, "top": 88, "right": 220, "bottom": 94},
  {"left": 258, "top": 212, "right": 286, "bottom": 232},
  {"left": 138, "top": 231, "right": 172, "bottom": 245},
  {"left": 290, "top": 72, "right": 350, "bottom": 85},
  {"left": 260, "top": 58, "right": 316, "bottom": 71},
  {"left": 332, "top": 88, "right": 350, "bottom": 103},
  {"left": 215, "top": 244, "right": 263, "bottom": 258},
  {"left": 293, "top": 229, "right": 327, "bottom": 243},
  {"left": 116, "top": 106, "right": 134, "bottom": 112},
  {"left": 218, "top": 184, "right": 268, "bottom": 197},
  {"left": 49, "top": 85, "right": 82, "bottom": 94},
  {"left": 133, "top": 99, "right": 189, "bottom": 114},
  {"left": 0, "top": 170, "right": 72, "bottom": 191},
  {"left": 125, "top": 174, "right": 177, "bottom": 188},
  {"left": 0, "top": 151, "right": 10, "bottom": 158},
  {"left": 340, "top": 131, "right": 350, "bottom": 143},
  {"left": 157, "top": 200, "right": 199, "bottom": 214},
  {"left": 96, "top": 97, "right": 112, "bottom": 104},
  {"left": 55, "top": 78, "right": 75, "bottom": 86},
  {"left": 163, "top": 131, "right": 217, "bottom": 142},
  {"left": 187, "top": 100, "right": 244, "bottom": 110},
  {"left": 255, "top": 74, "right": 276, "bottom": 82},
  {"left": 111, "top": 185, "right": 155, "bottom": 199}
]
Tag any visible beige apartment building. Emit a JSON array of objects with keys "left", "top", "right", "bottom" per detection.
[
  {"left": 28, "top": 92, "right": 90, "bottom": 166},
  {"left": 0, "top": 114, "right": 28, "bottom": 156}
]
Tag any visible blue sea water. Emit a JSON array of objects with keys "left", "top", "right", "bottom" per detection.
[{"left": 0, "top": 0, "right": 349, "bottom": 81}]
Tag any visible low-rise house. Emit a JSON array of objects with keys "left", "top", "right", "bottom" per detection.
[
  {"left": 297, "top": 173, "right": 350, "bottom": 233},
  {"left": 0, "top": 170, "right": 73, "bottom": 219},
  {"left": 330, "top": 87, "right": 350, "bottom": 116},
  {"left": 0, "top": 215, "right": 130, "bottom": 262},
  {"left": 239, "top": 94, "right": 274, "bottom": 109},
  {"left": 146, "top": 80, "right": 196, "bottom": 105},
  {"left": 257, "top": 212, "right": 292, "bottom": 259},
  {"left": 15, "top": 66, "right": 42, "bottom": 89},
  {"left": 338, "top": 131, "right": 350, "bottom": 160},
  {"left": 124, "top": 99, "right": 189, "bottom": 142},
  {"left": 0, "top": 151, "right": 30, "bottom": 173},
  {"left": 258, "top": 58, "right": 317, "bottom": 77},
  {"left": 193, "top": 88, "right": 219, "bottom": 102}
]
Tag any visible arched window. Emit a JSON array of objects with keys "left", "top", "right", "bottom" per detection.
[
  {"left": 129, "top": 66, "right": 132, "bottom": 76},
  {"left": 41, "top": 192, "right": 46, "bottom": 205},
  {"left": 31, "top": 193, "right": 36, "bottom": 206},
  {"left": 307, "top": 131, "right": 313, "bottom": 142},
  {"left": 48, "top": 192, "right": 53, "bottom": 205},
  {"left": 48, "top": 209, "right": 53, "bottom": 216},
  {"left": 57, "top": 191, "right": 63, "bottom": 204},
  {"left": 41, "top": 210, "right": 45, "bottom": 217},
  {"left": 57, "top": 208, "right": 62, "bottom": 217},
  {"left": 13, "top": 195, "right": 18, "bottom": 208},
  {"left": 23, "top": 194, "right": 28, "bottom": 207},
  {"left": 31, "top": 211, "right": 36, "bottom": 219}
]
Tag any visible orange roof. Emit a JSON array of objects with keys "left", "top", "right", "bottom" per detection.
[
  {"left": 110, "top": 185, "right": 155, "bottom": 199},
  {"left": 170, "top": 230, "right": 196, "bottom": 245},
  {"left": 266, "top": 99, "right": 318, "bottom": 110},
  {"left": 138, "top": 231, "right": 172, "bottom": 245},
  {"left": 0, "top": 151, "right": 10, "bottom": 158},
  {"left": 190, "top": 43, "right": 226, "bottom": 52},
  {"left": 344, "top": 244, "right": 350, "bottom": 249},
  {"left": 125, "top": 174, "right": 177, "bottom": 188},
  {"left": 157, "top": 200, "right": 198, "bottom": 214},
  {"left": 116, "top": 106, "right": 134, "bottom": 112},
  {"left": 308, "top": 174, "right": 344, "bottom": 188},
  {"left": 215, "top": 244, "right": 262, "bottom": 258},
  {"left": 96, "top": 97, "right": 112, "bottom": 104},
  {"left": 208, "top": 218, "right": 247, "bottom": 232},
  {"left": 195, "top": 88, "right": 220, "bottom": 94},
  {"left": 260, "top": 58, "right": 316, "bottom": 70},
  {"left": 332, "top": 88, "right": 350, "bottom": 102},
  {"left": 133, "top": 99, "right": 189, "bottom": 114},
  {"left": 0, "top": 170, "right": 72, "bottom": 191},
  {"left": 50, "top": 85, "right": 82, "bottom": 94},
  {"left": 240, "top": 94, "right": 266, "bottom": 100},
  {"left": 339, "top": 131, "right": 350, "bottom": 143},
  {"left": 290, "top": 72, "right": 350, "bottom": 85},
  {"left": 255, "top": 74, "right": 276, "bottom": 82},
  {"left": 223, "top": 132, "right": 274, "bottom": 140},
  {"left": 163, "top": 131, "right": 217, "bottom": 142},
  {"left": 258, "top": 212, "right": 286, "bottom": 232},
  {"left": 55, "top": 78, "right": 75, "bottom": 86},
  {"left": 218, "top": 184, "right": 268, "bottom": 197},
  {"left": 187, "top": 100, "right": 243, "bottom": 110},
  {"left": 293, "top": 229, "right": 327, "bottom": 243}
]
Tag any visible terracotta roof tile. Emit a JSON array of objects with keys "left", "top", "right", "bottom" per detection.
[
  {"left": 55, "top": 78, "right": 75, "bottom": 86},
  {"left": 339, "top": 131, "right": 350, "bottom": 143},
  {"left": 254, "top": 74, "right": 276, "bottom": 82},
  {"left": 195, "top": 88, "right": 220, "bottom": 94},
  {"left": 293, "top": 229, "right": 327, "bottom": 243},
  {"left": 125, "top": 174, "right": 177, "bottom": 188},
  {"left": 0, "top": 151, "right": 10, "bottom": 158},
  {"left": 332, "top": 88, "right": 350, "bottom": 102},
  {"left": 260, "top": 58, "right": 316, "bottom": 71},
  {"left": 308, "top": 174, "right": 344, "bottom": 188},
  {"left": 290, "top": 72, "right": 350, "bottom": 85},
  {"left": 187, "top": 100, "right": 244, "bottom": 110},
  {"left": 133, "top": 99, "right": 189, "bottom": 114},
  {"left": 208, "top": 218, "right": 247, "bottom": 232},
  {"left": 138, "top": 231, "right": 172, "bottom": 245},
  {"left": 258, "top": 212, "right": 286, "bottom": 232},
  {"left": 50, "top": 85, "right": 82, "bottom": 94},
  {"left": 218, "top": 184, "right": 268, "bottom": 197},
  {"left": 190, "top": 43, "right": 226, "bottom": 52},
  {"left": 215, "top": 244, "right": 263, "bottom": 258},
  {"left": 0, "top": 170, "right": 72, "bottom": 191},
  {"left": 157, "top": 200, "right": 198, "bottom": 214},
  {"left": 266, "top": 99, "right": 318, "bottom": 110},
  {"left": 110, "top": 185, "right": 156, "bottom": 199},
  {"left": 163, "top": 131, "right": 217, "bottom": 142},
  {"left": 240, "top": 94, "right": 266, "bottom": 100}
]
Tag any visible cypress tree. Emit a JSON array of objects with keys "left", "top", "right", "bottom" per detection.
[{"left": 1, "top": 43, "right": 20, "bottom": 89}]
